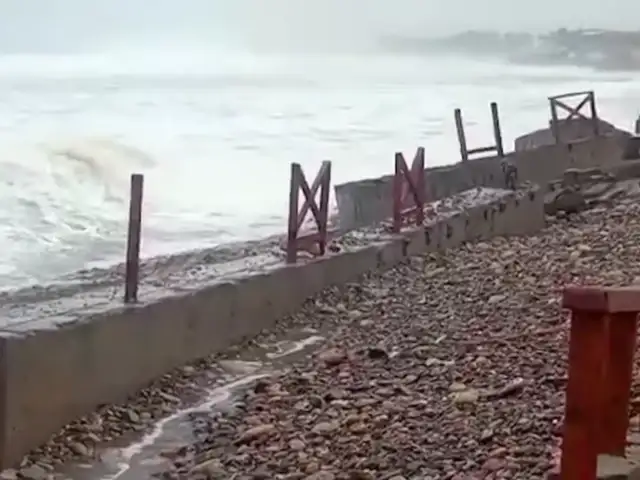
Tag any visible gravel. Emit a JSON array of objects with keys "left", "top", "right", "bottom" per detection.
[
  {"left": 11, "top": 194, "right": 640, "bottom": 480},
  {"left": 153, "top": 197, "right": 640, "bottom": 480}
]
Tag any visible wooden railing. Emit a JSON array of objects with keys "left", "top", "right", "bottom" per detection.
[
  {"left": 286, "top": 161, "right": 332, "bottom": 264},
  {"left": 454, "top": 102, "right": 505, "bottom": 162},
  {"left": 549, "top": 91, "right": 599, "bottom": 144},
  {"left": 558, "top": 285, "right": 639, "bottom": 480},
  {"left": 392, "top": 148, "right": 426, "bottom": 233}
]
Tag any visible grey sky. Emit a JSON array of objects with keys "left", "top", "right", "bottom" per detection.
[{"left": 0, "top": 0, "right": 637, "bottom": 53}]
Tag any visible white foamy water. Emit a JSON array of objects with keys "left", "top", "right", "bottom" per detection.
[
  {"left": 1, "top": 25, "right": 640, "bottom": 289},
  {"left": 104, "top": 373, "right": 269, "bottom": 480}
]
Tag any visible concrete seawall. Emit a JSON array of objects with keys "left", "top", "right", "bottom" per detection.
[
  {"left": 334, "top": 134, "right": 624, "bottom": 230},
  {"left": 0, "top": 105, "right": 629, "bottom": 468},
  {"left": 0, "top": 184, "right": 544, "bottom": 468}
]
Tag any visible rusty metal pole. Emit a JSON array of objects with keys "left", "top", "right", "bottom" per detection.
[
  {"left": 286, "top": 163, "right": 300, "bottom": 264},
  {"left": 454, "top": 108, "right": 469, "bottom": 162},
  {"left": 549, "top": 98, "right": 561, "bottom": 144},
  {"left": 392, "top": 153, "right": 404, "bottom": 233},
  {"left": 490, "top": 102, "right": 504, "bottom": 157},
  {"left": 316, "top": 161, "right": 331, "bottom": 256},
  {"left": 124, "top": 173, "right": 144, "bottom": 304}
]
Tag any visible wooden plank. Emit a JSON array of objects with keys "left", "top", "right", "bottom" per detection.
[
  {"left": 286, "top": 161, "right": 332, "bottom": 263},
  {"left": 393, "top": 148, "right": 425, "bottom": 233}
]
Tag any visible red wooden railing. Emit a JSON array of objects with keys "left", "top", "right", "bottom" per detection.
[
  {"left": 558, "top": 286, "right": 639, "bottom": 480},
  {"left": 286, "top": 161, "right": 332, "bottom": 263},
  {"left": 549, "top": 91, "right": 599, "bottom": 144},
  {"left": 392, "top": 147, "right": 426, "bottom": 233}
]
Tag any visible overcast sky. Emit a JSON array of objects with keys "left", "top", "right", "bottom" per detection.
[{"left": 0, "top": 0, "right": 637, "bottom": 53}]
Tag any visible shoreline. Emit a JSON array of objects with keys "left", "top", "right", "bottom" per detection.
[
  {"left": 14, "top": 190, "right": 640, "bottom": 479},
  {"left": 0, "top": 181, "right": 541, "bottom": 471},
  {"left": 0, "top": 188, "right": 507, "bottom": 329},
  {"left": 0, "top": 119, "right": 630, "bottom": 473}
]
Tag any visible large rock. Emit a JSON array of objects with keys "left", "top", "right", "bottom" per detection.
[
  {"left": 545, "top": 167, "right": 622, "bottom": 215},
  {"left": 545, "top": 188, "right": 587, "bottom": 215}
]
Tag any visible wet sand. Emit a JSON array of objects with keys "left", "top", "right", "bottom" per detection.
[{"left": 54, "top": 327, "right": 329, "bottom": 480}]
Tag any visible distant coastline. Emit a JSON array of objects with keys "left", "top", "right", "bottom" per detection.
[{"left": 380, "top": 28, "right": 640, "bottom": 71}]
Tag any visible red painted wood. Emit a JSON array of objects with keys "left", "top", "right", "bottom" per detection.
[
  {"left": 601, "top": 312, "right": 637, "bottom": 455},
  {"left": 392, "top": 147, "right": 425, "bottom": 233},
  {"left": 559, "top": 286, "right": 640, "bottom": 479},
  {"left": 560, "top": 308, "right": 607, "bottom": 480},
  {"left": 564, "top": 285, "right": 640, "bottom": 313},
  {"left": 286, "top": 161, "right": 332, "bottom": 264}
]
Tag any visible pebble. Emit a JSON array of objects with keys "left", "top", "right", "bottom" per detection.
[
  {"left": 18, "top": 465, "right": 48, "bottom": 480},
  {"left": 17, "top": 353, "right": 234, "bottom": 474},
  {"left": 16, "top": 185, "right": 640, "bottom": 479},
  {"left": 152, "top": 194, "right": 640, "bottom": 479}
]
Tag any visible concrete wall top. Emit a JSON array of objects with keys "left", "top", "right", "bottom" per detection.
[
  {"left": 0, "top": 184, "right": 544, "bottom": 469},
  {"left": 334, "top": 133, "right": 625, "bottom": 231},
  {"left": 514, "top": 118, "right": 631, "bottom": 152}
]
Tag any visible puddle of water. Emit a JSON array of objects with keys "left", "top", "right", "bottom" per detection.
[
  {"left": 105, "top": 374, "right": 269, "bottom": 480},
  {"left": 266, "top": 335, "right": 325, "bottom": 360},
  {"left": 57, "top": 328, "right": 327, "bottom": 480}
]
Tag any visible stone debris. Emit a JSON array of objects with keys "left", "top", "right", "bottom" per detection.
[
  {"left": 10, "top": 177, "right": 640, "bottom": 479},
  {"left": 376, "top": 186, "right": 523, "bottom": 234},
  {"left": 501, "top": 158, "right": 519, "bottom": 190},
  {"left": 138, "top": 196, "right": 640, "bottom": 479},
  {"left": 546, "top": 167, "right": 640, "bottom": 216}
]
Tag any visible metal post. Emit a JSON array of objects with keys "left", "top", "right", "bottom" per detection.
[
  {"left": 454, "top": 108, "right": 469, "bottom": 162},
  {"left": 124, "top": 173, "right": 144, "bottom": 304},
  {"left": 490, "top": 102, "right": 504, "bottom": 157}
]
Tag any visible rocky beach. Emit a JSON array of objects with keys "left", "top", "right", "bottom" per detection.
[{"left": 6, "top": 176, "right": 640, "bottom": 480}]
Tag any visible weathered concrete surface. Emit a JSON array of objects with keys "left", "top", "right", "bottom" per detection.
[
  {"left": 548, "top": 454, "right": 640, "bottom": 480},
  {"left": 0, "top": 185, "right": 543, "bottom": 469},
  {"left": 334, "top": 133, "right": 624, "bottom": 230},
  {"left": 515, "top": 117, "right": 632, "bottom": 151}
]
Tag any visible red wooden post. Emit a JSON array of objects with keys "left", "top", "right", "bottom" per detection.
[
  {"left": 124, "top": 173, "right": 144, "bottom": 304},
  {"left": 392, "top": 147, "right": 425, "bottom": 233},
  {"left": 559, "top": 286, "right": 640, "bottom": 480},
  {"left": 286, "top": 161, "right": 332, "bottom": 264},
  {"left": 605, "top": 311, "right": 637, "bottom": 454}
]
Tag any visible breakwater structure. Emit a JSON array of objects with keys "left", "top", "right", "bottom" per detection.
[{"left": 0, "top": 90, "right": 638, "bottom": 474}]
